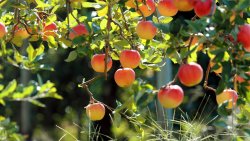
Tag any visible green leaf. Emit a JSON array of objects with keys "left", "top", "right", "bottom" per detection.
[
  {"left": 0, "top": 80, "right": 17, "bottom": 98},
  {"left": 29, "top": 99, "right": 45, "bottom": 107},
  {"left": 26, "top": 45, "right": 35, "bottom": 61},
  {"left": 113, "top": 112, "right": 121, "bottom": 128},
  {"left": 65, "top": 51, "right": 78, "bottom": 62}
]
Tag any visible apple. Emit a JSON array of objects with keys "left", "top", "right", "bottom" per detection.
[
  {"left": 178, "top": 62, "right": 203, "bottom": 87},
  {"left": 173, "top": 0, "right": 195, "bottom": 11},
  {"left": 125, "top": 0, "right": 156, "bottom": 17},
  {"left": 237, "top": 24, "right": 250, "bottom": 52},
  {"left": 69, "top": 24, "right": 89, "bottom": 40},
  {"left": 158, "top": 85, "right": 184, "bottom": 108},
  {"left": 86, "top": 102, "right": 105, "bottom": 121},
  {"left": 216, "top": 89, "right": 238, "bottom": 109},
  {"left": 157, "top": 0, "right": 178, "bottom": 17},
  {"left": 136, "top": 21, "right": 157, "bottom": 40},
  {"left": 0, "top": 22, "right": 7, "bottom": 39},
  {"left": 194, "top": 0, "right": 216, "bottom": 18},
  {"left": 114, "top": 68, "right": 135, "bottom": 87},
  {"left": 91, "top": 54, "right": 112, "bottom": 73},
  {"left": 14, "top": 27, "right": 30, "bottom": 40},
  {"left": 42, "top": 22, "right": 57, "bottom": 40},
  {"left": 120, "top": 50, "right": 141, "bottom": 69}
]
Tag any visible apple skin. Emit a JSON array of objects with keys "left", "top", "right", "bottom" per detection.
[
  {"left": 138, "top": 0, "right": 156, "bottom": 17},
  {"left": 120, "top": 50, "right": 141, "bottom": 69},
  {"left": 173, "top": 0, "right": 195, "bottom": 11},
  {"left": 86, "top": 103, "right": 105, "bottom": 121},
  {"left": 14, "top": 28, "right": 30, "bottom": 39},
  {"left": 114, "top": 68, "right": 135, "bottom": 87},
  {"left": 237, "top": 24, "right": 250, "bottom": 52},
  {"left": 136, "top": 21, "right": 157, "bottom": 40},
  {"left": 69, "top": 24, "right": 89, "bottom": 40},
  {"left": 0, "top": 22, "right": 7, "bottom": 39},
  {"left": 216, "top": 89, "right": 238, "bottom": 109},
  {"left": 42, "top": 22, "right": 57, "bottom": 40},
  {"left": 158, "top": 85, "right": 184, "bottom": 108},
  {"left": 157, "top": 0, "right": 178, "bottom": 17},
  {"left": 91, "top": 54, "right": 112, "bottom": 73},
  {"left": 194, "top": 0, "right": 216, "bottom": 18},
  {"left": 178, "top": 62, "right": 203, "bottom": 87}
]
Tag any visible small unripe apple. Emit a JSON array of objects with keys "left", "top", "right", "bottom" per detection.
[
  {"left": 158, "top": 85, "right": 184, "bottom": 108},
  {"left": 86, "top": 102, "right": 105, "bottom": 121},
  {"left": 0, "top": 22, "right": 7, "bottom": 39},
  {"left": 42, "top": 22, "right": 57, "bottom": 40},
  {"left": 178, "top": 62, "right": 203, "bottom": 87},
  {"left": 216, "top": 89, "right": 238, "bottom": 109},
  {"left": 69, "top": 24, "right": 89, "bottom": 40},
  {"left": 157, "top": 0, "right": 178, "bottom": 17},
  {"left": 120, "top": 50, "right": 141, "bottom": 69},
  {"left": 194, "top": 0, "right": 216, "bottom": 18},
  {"left": 114, "top": 68, "right": 135, "bottom": 87},
  {"left": 237, "top": 24, "right": 250, "bottom": 52},
  {"left": 136, "top": 21, "right": 157, "bottom": 40},
  {"left": 173, "top": 0, "right": 195, "bottom": 12},
  {"left": 91, "top": 54, "right": 112, "bottom": 73}
]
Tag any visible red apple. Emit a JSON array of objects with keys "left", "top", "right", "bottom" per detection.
[
  {"left": 14, "top": 27, "right": 30, "bottom": 40},
  {"left": 173, "top": 0, "right": 195, "bottom": 11},
  {"left": 178, "top": 62, "right": 203, "bottom": 87},
  {"left": 114, "top": 68, "right": 135, "bottom": 87},
  {"left": 216, "top": 89, "right": 238, "bottom": 109},
  {"left": 120, "top": 50, "right": 141, "bottom": 69},
  {"left": 86, "top": 102, "right": 105, "bottom": 121},
  {"left": 194, "top": 0, "right": 216, "bottom": 18},
  {"left": 158, "top": 85, "right": 184, "bottom": 108},
  {"left": 136, "top": 21, "right": 157, "bottom": 40},
  {"left": 157, "top": 0, "right": 178, "bottom": 17},
  {"left": 42, "top": 22, "right": 57, "bottom": 40},
  {"left": 0, "top": 22, "right": 6, "bottom": 39},
  {"left": 69, "top": 24, "right": 89, "bottom": 40},
  {"left": 91, "top": 54, "right": 112, "bottom": 73},
  {"left": 237, "top": 24, "right": 250, "bottom": 52}
]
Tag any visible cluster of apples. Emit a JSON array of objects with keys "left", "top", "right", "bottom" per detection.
[
  {"left": 91, "top": 49, "right": 141, "bottom": 87},
  {"left": 158, "top": 62, "right": 238, "bottom": 109},
  {"left": 0, "top": 21, "right": 89, "bottom": 42},
  {"left": 86, "top": 50, "right": 141, "bottom": 121},
  {"left": 126, "top": 0, "right": 216, "bottom": 18}
]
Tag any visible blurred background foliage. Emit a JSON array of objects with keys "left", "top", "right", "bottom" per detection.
[{"left": 0, "top": 0, "right": 249, "bottom": 141}]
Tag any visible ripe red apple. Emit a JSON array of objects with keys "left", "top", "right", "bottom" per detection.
[
  {"left": 114, "top": 68, "right": 135, "bottom": 87},
  {"left": 120, "top": 50, "right": 141, "bottom": 69},
  {"left": 178, "top": 62, "right": 203, "bottom": 87},
  {"left": 0, "top": 22, "right": 7, "bottom": 39},
  {"left": 216, "top": 89, "right": 238, "bottom": 109},
  {"left": 86, "top": 102, "right": 105, "bottom": 121},
  {"left": 91, "top": 54, "right": 112, "bottom": 73},
  {"left": 158, "top": 85, "right": 184, "bottom": 108},
  {"left": 173, "top": 0, "right": 195, "bottom": 11},
  {"left": 237, "top": 24, "right": 250, "bottom": 52},
  {"left": 194, "top": 0, "right": 216, "bottom": 18},
  {"left": 42, "top": 22, "right": 57, "bottom": 40},
  {"left": 157, "top": 0, "right": 178, "bottom": 17},
  {"left": 136, "top": 21, "right": 157, "bottom": 40},
  {"left": 69, "top": 24, "right": 89, "bottom": 40}
]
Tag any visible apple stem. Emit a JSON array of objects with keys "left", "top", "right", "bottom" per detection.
[{"left": 203, "top": 63, "right": 216, "bottom": 92}]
